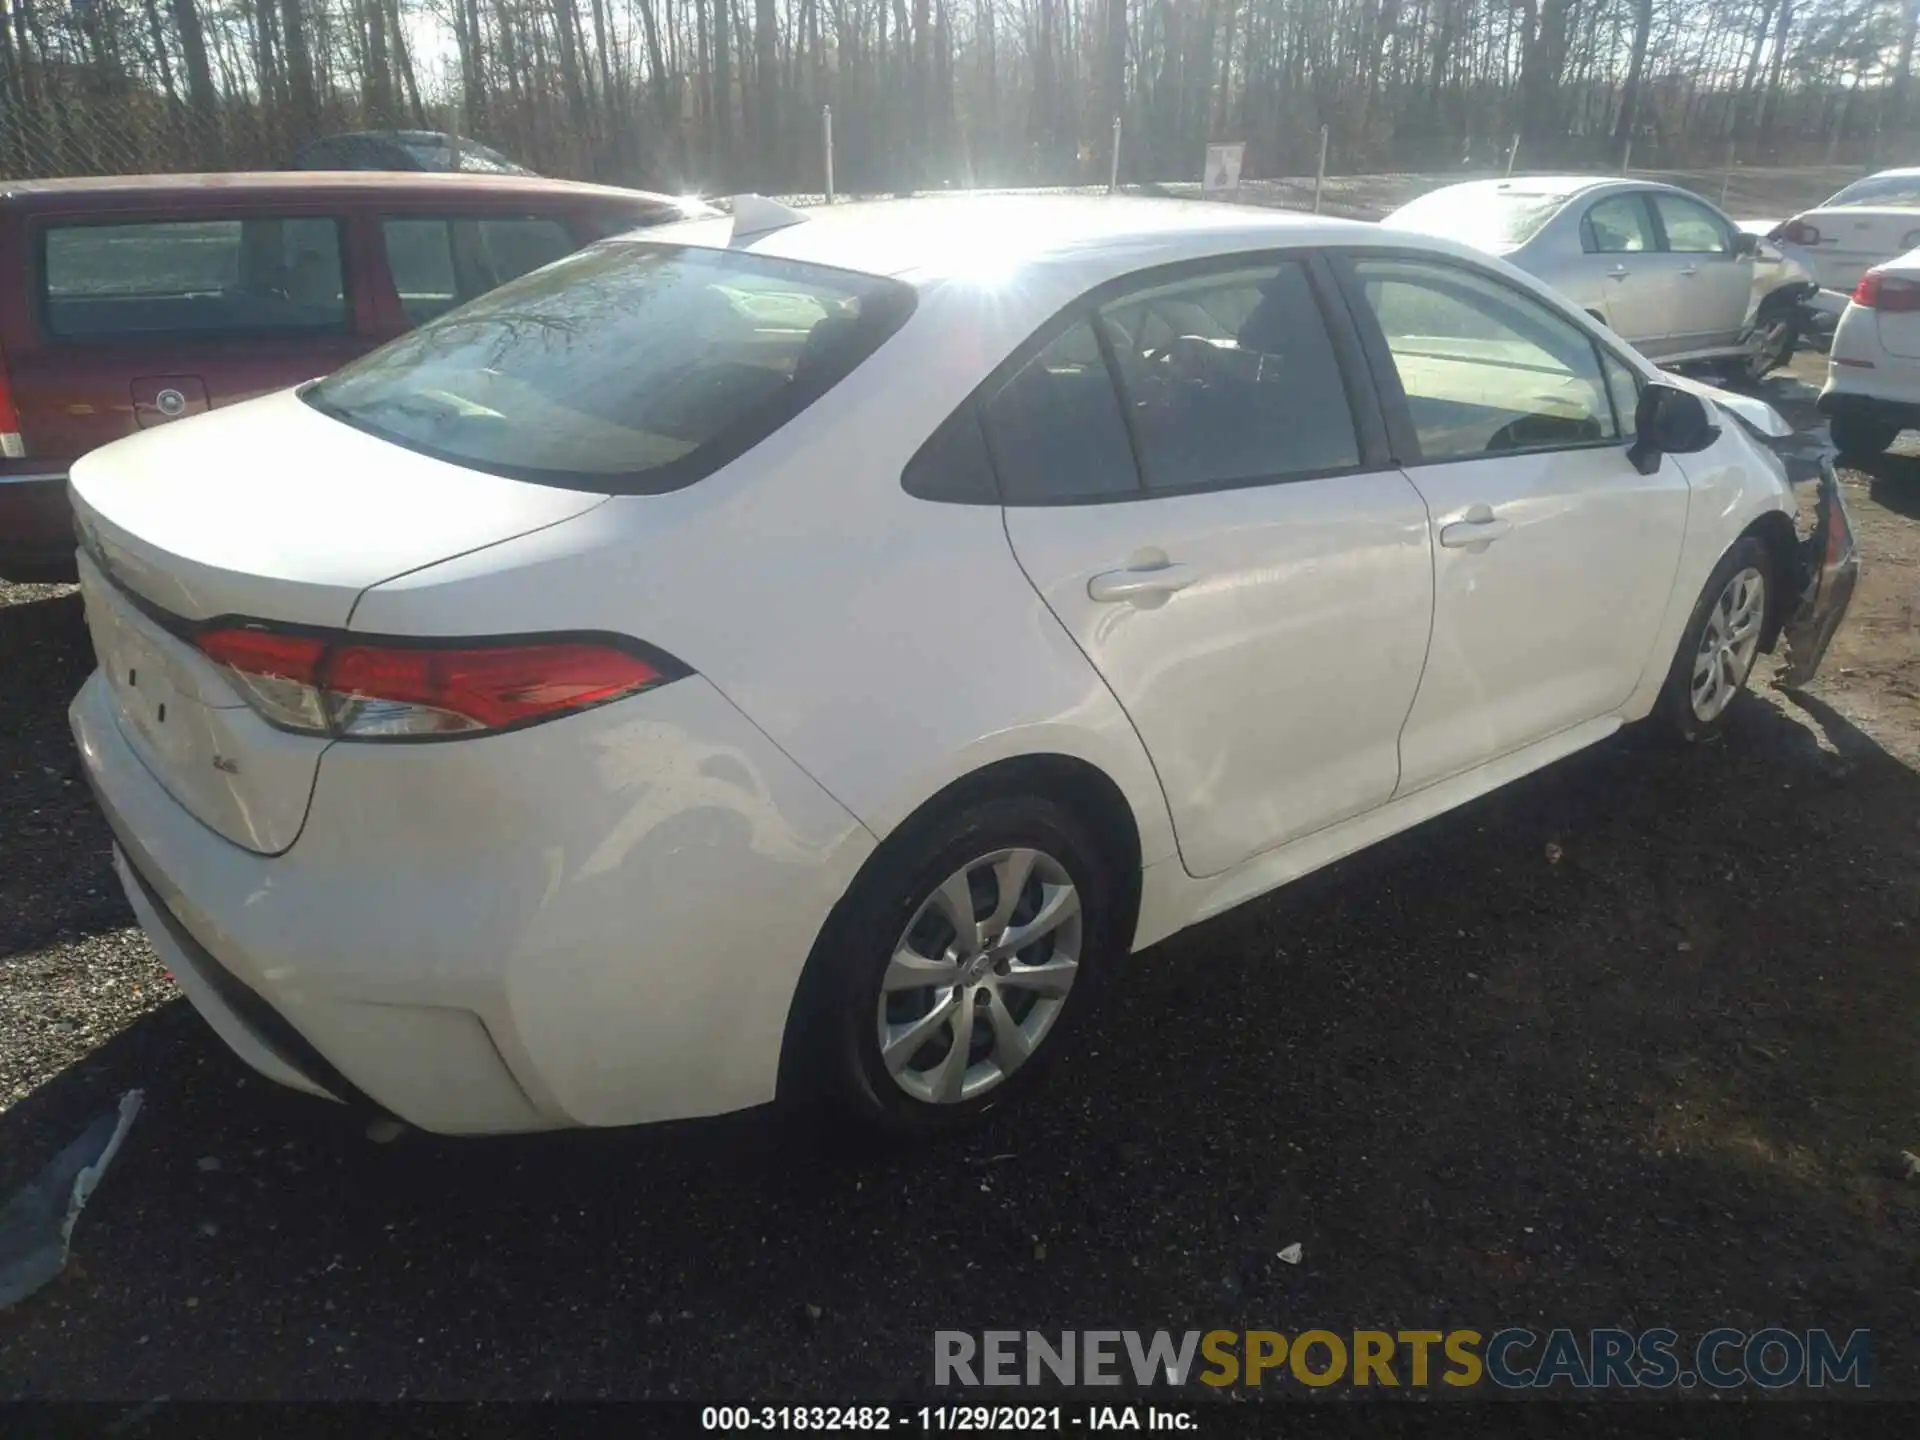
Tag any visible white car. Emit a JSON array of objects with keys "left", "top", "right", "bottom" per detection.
[
  {"left": 1819, "top": 243, "right": 1920, "bottom": 455},
  {"left": 67, "top": 196, "right": 1860, "bottom": 1138},
  {"left": 1767, "top": 167, "right": 1920, "bottom": 299}
]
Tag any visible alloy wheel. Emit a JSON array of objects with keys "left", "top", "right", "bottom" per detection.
[
  {"left": 1691, "top": 566, "right": 1766, "bottom": 722},
  {"left": 875, "top": 848, "right": 1082, "bottom": 1105}
]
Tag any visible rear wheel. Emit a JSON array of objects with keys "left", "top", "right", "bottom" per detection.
[
  {"left": 1829, "top": 410, "right": 1900, "bottom": 458},
  {"left": 1656, "top": 536, "right": 1772, "bottom": 744},
  {"left": 802, "top": 793, "right": 1117, "bottom": 1137}
]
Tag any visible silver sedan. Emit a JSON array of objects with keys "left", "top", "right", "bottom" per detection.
[{"left": 1385, "top": 176, "right": 1817, "bottom": 380}]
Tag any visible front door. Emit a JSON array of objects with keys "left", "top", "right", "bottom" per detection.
[
  {"left": 1649, "top": 191, "right": 1754, "bottom": 353},
  {"left": 1338, "top": 252, "right": 1691, "bottom": 792},
  {"left": 995, "top": 255, "right": 1434, "bottom": 878}
]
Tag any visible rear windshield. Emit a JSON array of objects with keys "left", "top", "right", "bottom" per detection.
[
  {"left": 304, "top": 243, "right": 915, "bottom": 493},
  {"left": 1824, "top": 174, "right": 1920, "bottom": 209},
  {"left": 1390, "top": 188, "right": 1568, "bottom": 251}
]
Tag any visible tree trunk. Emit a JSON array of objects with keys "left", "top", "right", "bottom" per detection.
[
  {"left": 169, "top": 0, "right": 219, "bottom": 131},
  {"left": 1611, "top": 0, "right": 1652, "bottom": 158},
  {"left": 757, "top": 0, "right": 780, "bottom": 184},
  {"left": 279, "top": 0, "right": 319, "bottom": 138}
]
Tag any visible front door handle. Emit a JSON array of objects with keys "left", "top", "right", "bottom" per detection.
[
  {"left": 1607, "top": 265, "right": 1630, "bottom": 280},
  {"left": 1087, "top": 560, "right": 1200, "bottom": 605},
  {"left": 1438, "top": 505, "right": 1513, "bottom": 549},
  {"left": 1678, "top": 265, "right": 1699, "bottom": 277}
]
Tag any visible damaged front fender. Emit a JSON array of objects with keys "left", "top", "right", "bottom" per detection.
[{"left": 1779, "top": 453, "right": 1862, "bottom": 688}]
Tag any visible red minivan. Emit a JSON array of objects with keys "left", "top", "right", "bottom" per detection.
[{"left": 0, "top": 171, "right": 700, "bottom": 579}]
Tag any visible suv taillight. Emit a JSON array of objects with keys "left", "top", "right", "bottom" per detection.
[
  {"left": 1774, "top": 219, "right": 1822, "bottom": 246},
  {"left": 194, "top": 625, "right": 686, "bottom": 740},
  {"left": 1851, "top": 270, "right": 1920, "bottom": 312},
  {"left": 0, "top": 344, "right": 22, "bottom": 458}
]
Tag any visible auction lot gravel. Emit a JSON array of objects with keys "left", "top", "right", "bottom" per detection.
[{"left": 2, "top": 353, "right": 1917, "bottom": 1402}]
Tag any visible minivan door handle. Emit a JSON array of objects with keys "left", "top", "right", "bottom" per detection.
[
  {"left": 1087, "top": 559, "right": 1200, "bottom": 606},
  {"left": 1606, "top": 265, "right": 1630, "bottom": 280}
]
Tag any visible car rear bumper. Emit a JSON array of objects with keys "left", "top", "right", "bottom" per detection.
[
  {"left": 72, "top": 667, "right": 877, "bottom": 1134},
  {"left": 0, "top": 470, "right": 75, "bottom": 578}
]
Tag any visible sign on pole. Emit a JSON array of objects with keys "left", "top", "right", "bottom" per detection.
[{"left": 1202, "top": 142, "right": 1246, "bottom": 200}]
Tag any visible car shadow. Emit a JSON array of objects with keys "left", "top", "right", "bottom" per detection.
[
  {"left": 2, "top": 684, "right": 1917, "bottom": 1398},
  {"left": 1850, "top": 450, "right": 1920, "bottom": 519},
  {"left": 0, "top": 589, "right": 125, "bottom": 958}
]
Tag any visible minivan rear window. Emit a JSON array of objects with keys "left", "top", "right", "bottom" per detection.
[
  {"left": 41, "top": 218, "right": 347, "bottom": 339},
  {"left": 304, "top": 243, "right": 916, "bottom": 494}
]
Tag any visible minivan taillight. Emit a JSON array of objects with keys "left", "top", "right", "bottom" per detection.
[
  {"left": 0, "top": 344, "right": 22, "bottom": 458},
  {"left": 1851, "top": 270, "right": 1920, "bottom": 312},
  {"left": 1773, "top": 219, "right": 1822, "bottom": 246},
  {"left": 194, "top": 626, "right": 684, "bottom": 740}
]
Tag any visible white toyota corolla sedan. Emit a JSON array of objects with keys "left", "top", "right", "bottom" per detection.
[{"left": 68, "top": 195, "right": 1859, "bottom": 1138}]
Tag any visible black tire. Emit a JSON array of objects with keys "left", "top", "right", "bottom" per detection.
[
  {"left": 792, "top": 791, "right": 1118, "bottom": 1139},
  {"left": 1654, "top": 535, "right": 1775, "bottom": 745},
  {"left": 1829, "top": 410, "right": 1900, "bottom": 458},
  {"left": 1740, "top": 304, "right": 1799, "bottom": 386}
]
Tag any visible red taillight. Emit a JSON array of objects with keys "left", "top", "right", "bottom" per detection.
[
  {"left": 0, "top": 343, "right": 22, "bottom": 458},
  {"left": 194, "top": 626, "right": 680, "bottom": 740},
  {"left": 1851, "top": 270, "right": 1920, "bottom": 311},
  {"left": 1775, "top": 219, "right": 1822, "bottom": 246}
]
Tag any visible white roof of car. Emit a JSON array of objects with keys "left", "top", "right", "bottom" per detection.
[{"left": 624, "top": 193, "right": 1385, "bottom": 286}]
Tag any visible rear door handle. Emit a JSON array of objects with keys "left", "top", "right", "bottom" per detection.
[
  {"left": 1607, "top": 265, "right": 1630, "bottom": 280},
  {"left": 1087, "top": 561, "right": 1200, "bottom": 605},
  {"left": 1678, "top": 265, "right": 1699, "bottom": 277},
  {"left": 1438, "top": 506, "right": 1513, "bottom": 549}
]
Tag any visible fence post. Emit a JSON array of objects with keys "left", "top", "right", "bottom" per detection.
[
  {"left": 1313, "top": 125, "right": 1330, "bottom": 213},
  {"left": 1620, "top": 137, "right": 1632, "bottom": 176},
  {"left": 1721, "top": 139, "right": 1735, "bottom": 207},
  {"left": 823, "top": 105, "right": 834, "bottom": 203},
  {"left": 1506, "top": 133, "right": 1520, "bottom": 176},
  {"left": 1109, "top": 116, "right": 1122, "bottom": 193}
]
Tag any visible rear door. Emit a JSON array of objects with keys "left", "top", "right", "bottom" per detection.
[
  {"left": 997, "top": 253, "right": 1434, "bottom": 879},
  {"left": 10, "top": 208, "right": 370, "bottom": 464},
  {"left": 1648, "top": 191, "right": 1754, "bottom": 352}
]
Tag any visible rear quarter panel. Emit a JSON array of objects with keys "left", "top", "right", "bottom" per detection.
[{"left": 348, "top": 272, "right": 1181, "bottom": 878}]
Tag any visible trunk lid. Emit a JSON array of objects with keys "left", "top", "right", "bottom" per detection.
[
  {"left": 71, "top": 386, "right": 607, "bottom": 853},
  {"left": 1797, "top": 206, "right": 1920, "bottom": 292}
]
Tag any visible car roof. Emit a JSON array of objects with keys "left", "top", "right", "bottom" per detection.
[
  {"left": 0, "top": 171, "right": 688, "bottom": 211},
  {"left": 1401, "top": 175, "right": 1624, "bottom": 202},
  {"left": 621, "top": 193, "right": 1386, "bottom": 286}
]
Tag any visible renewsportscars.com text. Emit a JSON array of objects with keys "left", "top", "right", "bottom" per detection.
[{"left": 933, "top": 1327, "right": 1871, "bottom": 1391}]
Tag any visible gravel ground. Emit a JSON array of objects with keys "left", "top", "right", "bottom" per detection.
[{"left": 1, "top": 354, "right": 1917, "bottom": 1405}]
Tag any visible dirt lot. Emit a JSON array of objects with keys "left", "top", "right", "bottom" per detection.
[{"left": 1, "top": 351, "right": 1917, "bottom": 1404}]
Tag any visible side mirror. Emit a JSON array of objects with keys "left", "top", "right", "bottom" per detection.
[
  {"left": 1628, "top": 382, "right": 1720, "bottom": 475},
  {"left": 1734, "top": 230, "right": 1761, "bottom": 257}
]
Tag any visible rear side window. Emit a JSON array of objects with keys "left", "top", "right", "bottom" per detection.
[
  {"left": 40, "top": 218, "right": 347, "bottom": 340},
  {"left": 305, "top": 243, "right": 915, "bottom": 494},
  {"left": 1097, "top": 260, "right": 1359, "bottom": 491},
  {"left": 381, "top": 216, "right": 577, "bottom": 325},
  {"left": 981, "top": 320, "right": 1142, "bottom": 503},
  {"left": 1584, "top": 195, "right": 1656, "bottom": 253}
]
